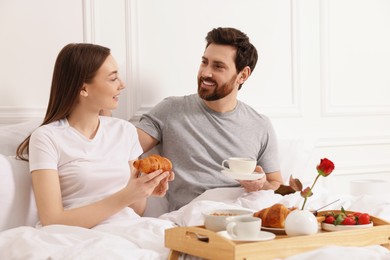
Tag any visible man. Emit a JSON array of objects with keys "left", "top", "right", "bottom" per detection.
[{"left": 136, "top": 27, "right": 283, "bottom": 211}]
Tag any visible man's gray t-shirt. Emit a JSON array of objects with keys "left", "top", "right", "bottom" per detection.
[{"left": 136, "top": 94, "right": 280, "bottom": 211}]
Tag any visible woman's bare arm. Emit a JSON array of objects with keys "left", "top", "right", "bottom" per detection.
[{"left": 32, "top": 168, "right": 169, "bottom": 228}]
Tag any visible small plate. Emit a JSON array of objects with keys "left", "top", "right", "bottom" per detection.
[
  {"left": 217, "top": 230, "right": 275, "bottom": 242},
  {"left": 321, "top": 221, "right": 373, "bottom": 232},
  {"left": 261, "top": 226, "right": 286, "bottom": 235},
  {"left": 221, "top": 170, "right": 265, "bottom": 181}
]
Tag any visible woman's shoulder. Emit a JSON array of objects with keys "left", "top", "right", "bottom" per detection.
[
  {"left": 31, "top": 119, "right": 66, "bottom": 135},
  {"left": 30, "top": 119, "right": 67, "bottom": 145}
]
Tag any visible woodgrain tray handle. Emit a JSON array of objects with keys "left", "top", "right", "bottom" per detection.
[{"left": 166, "top": 226, "right": 236, "bottom": 259}]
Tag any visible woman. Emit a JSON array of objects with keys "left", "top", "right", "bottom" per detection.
[{"left": 16, "top": 43, "right": 173, "bottom": 228}]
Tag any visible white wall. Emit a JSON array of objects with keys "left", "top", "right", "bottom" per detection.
[
  {"left": 0, "top": 0, "right": 84, "bottom": 122},
  {"left": 1, "top": 0, "right": 389, "bottom": 195}
]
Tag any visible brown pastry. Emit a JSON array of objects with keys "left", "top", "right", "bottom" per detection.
[
  {"left": 253, "top": 203, "right": 293, "bottom": 228},
  {"left": 133, "top": 154, "right": 172, "bottom": 174}
]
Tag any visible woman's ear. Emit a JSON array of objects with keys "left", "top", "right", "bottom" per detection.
[{"left": 80, "top": 84, "right": 88, "bottom": 97}]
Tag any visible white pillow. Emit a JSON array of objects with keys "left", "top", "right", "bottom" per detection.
[
  {"left": 0, "top": 154, "right": 38, "bottom": 231},
  {"left": 0, "top": 119, "right": 42, "bottom": 156}
]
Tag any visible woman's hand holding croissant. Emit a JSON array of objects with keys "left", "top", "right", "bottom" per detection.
[
  {"left": 130, "top": 154, "right": 175, "bottom": 197},
  {"left": 152, "top": 171, "right": 175, "bottom": 197},
  {"left": 126, "top": 169, "right": 171, "bottom": 202}
]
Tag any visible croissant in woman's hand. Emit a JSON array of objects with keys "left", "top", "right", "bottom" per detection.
[{"left": 133, "top": 154, "right": 172, "bottom": 174}]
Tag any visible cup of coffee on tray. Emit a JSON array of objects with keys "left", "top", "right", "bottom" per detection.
[
  {"left": 221, "top": 157, "right": 256, "bottom": 174},
  {"left": 226, "top": 216, "right": 261, "bottom": 239}
]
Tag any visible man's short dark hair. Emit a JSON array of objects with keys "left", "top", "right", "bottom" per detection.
[{"left": 205, "top": 27, "right": 258, "bottom": 74}]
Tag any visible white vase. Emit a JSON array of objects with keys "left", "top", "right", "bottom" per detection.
[{"left": 284, "top": 209, "right": 318, "bottom": 236}]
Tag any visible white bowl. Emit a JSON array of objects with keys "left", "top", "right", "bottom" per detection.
[{"left": 203, "top": 209, "right": 254, "bottom": 232}]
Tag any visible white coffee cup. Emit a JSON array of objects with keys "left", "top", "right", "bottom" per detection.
[
  {"left": 221, "top": 157, "right": 256, "bottom": 174},
  {"left": 226, "top": 216, "right": 261, "bottom": 239}
]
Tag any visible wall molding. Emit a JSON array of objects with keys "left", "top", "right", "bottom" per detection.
[
  {"left": 82, "top": 0, "right": 95, "bottom": 43},
  {"left": 126, "top": 0, "right": 303, "bottom": 120},
  {"left": 1, "top": 1, "right": 95, "bottom": 126},
  {"left": 248, "top": 0, "right": 302, "bottom": 118},
  {"left": 319, "top": 0, "right": 390, "bottom": 117},
  {"left": 316, "top": 135, "right": 390, "bottom": 147},
  {"left": 285, "top": 0, "right": 303, "bottom": 118},
  {"left": 0, "top": 1, "right": 94, "bottom": 126},
  {"left": 0, "top": 107, "right": 45, "bottom": 125},
  {"left": 332, "top": 163, "right": 390, "bottom": 177},
  {"left": 315, "top": 134, "right": 390, "bottom": 179},
  {"left": 125, "top": 0, "right": 141, "bottom": 121}
]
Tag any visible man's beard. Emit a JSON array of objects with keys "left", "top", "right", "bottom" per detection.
[{"left": 197, "top": 75, "right": 237, "bottom": 101}]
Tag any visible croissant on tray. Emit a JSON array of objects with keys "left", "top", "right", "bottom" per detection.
[
  {"left": 133, "top": 154, "right": 172, "bottom": 174},
  {"left": 253, "top": 203, "right": 294, "bottom": 228}
]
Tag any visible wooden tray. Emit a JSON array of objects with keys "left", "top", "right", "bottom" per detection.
[{"left": 165, "top": 210, "right": 390, "bottom": 259}]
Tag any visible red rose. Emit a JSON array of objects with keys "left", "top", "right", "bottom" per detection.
[
  {"left": 300, "top": 158, "right": 335, "bottom": 210},
  {"left": 316, "top": 158, "right": 335, "bottom": 177}
]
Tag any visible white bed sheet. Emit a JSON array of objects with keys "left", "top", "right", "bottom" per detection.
[
  {"left": 0, "top": 217, "right": 174, "bottom": 260},
  {"left": 1, "top": 187, "right": 390, "bottom": 260}
]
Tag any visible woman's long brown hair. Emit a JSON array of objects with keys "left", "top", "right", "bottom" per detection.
[{"left": 16, "top": 43, "right": 110, "bottom": 161}]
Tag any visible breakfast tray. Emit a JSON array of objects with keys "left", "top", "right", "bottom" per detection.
[{"left": 165, "top": 211, "right": 390, "bottom": 260}]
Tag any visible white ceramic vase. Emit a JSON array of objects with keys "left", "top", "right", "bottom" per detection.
[{"left": 284, "top": 209, "right": 318, "bottom": 236}]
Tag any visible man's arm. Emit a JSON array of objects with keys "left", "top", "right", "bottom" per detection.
[
  {"left": 137, "top": 128, "right": 159, "bottom": 153},
  {"left": 262, "top": 171, "right": 283, "bottom": 190}
]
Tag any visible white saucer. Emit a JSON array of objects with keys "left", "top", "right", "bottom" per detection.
[
  {"left": 217, "top": 230, "right": 275, "bottom": 242},
  {"left": 221, "top": 169, "right": 265, "bottom": 181}
]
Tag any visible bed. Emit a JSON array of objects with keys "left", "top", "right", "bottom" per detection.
[{"left": 1, "top": 120, "right": 390, "bottom": 259}]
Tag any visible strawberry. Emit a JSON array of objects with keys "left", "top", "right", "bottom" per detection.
[
  {"left": 342, "top": 216, "right": 356, "bottom": 225},
  {"left": 324, "top": 215, "right": 335, "bottom": 224},
  {"left": 358, "top": 213, "right": 371, "bottom": 225}
]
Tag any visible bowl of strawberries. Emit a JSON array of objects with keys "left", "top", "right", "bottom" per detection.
[{"left": 321, "top": 207, "right": 373, "bottom": 231}]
